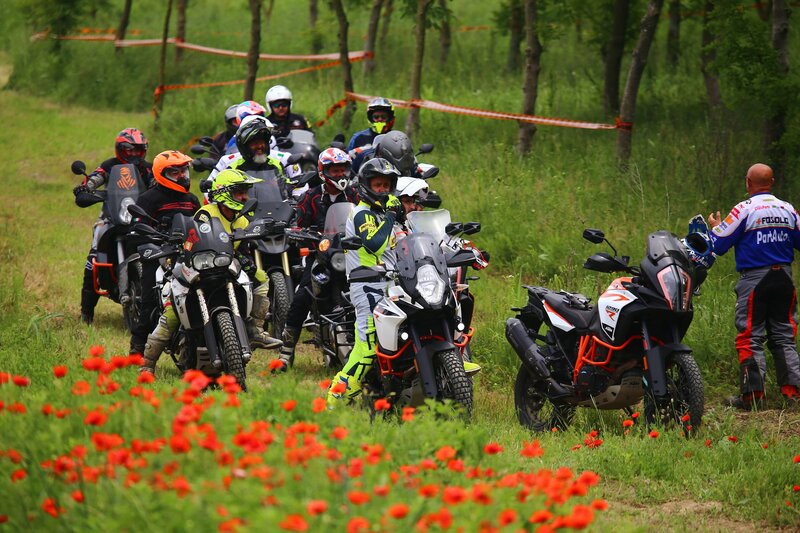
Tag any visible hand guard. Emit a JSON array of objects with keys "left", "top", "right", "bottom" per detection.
[
  {"left": 73, "top": 184, "right": 88, "bottom": 197},
  {"left": 236, "top": 251, "right": 257, "bottom": 278}
]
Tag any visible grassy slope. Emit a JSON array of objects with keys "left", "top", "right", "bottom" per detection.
[{"left": 1, "top": 1, "right": 800, "bottom": 529}]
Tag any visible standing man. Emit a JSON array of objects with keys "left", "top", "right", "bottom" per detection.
[{"left": 708, "top": 163, "right": 800, "bottom": 409}]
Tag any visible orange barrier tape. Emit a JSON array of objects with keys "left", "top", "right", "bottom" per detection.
[
  {"left": 314, "top": 98, "right": 350, "bottom": 128},
  {"left": 343, "top": 92, "right": 621, "bottom": 130}
]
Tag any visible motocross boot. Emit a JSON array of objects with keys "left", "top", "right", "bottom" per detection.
[
  {"left": 140, "top": 314, "right": 172, "bottom": 375},
  {"left": 326, "top": 371, "right": 362, "bottom": 409},
  {"left": 247, "top": 285, "right": 283, "bottom": 350},
  {"left": 272, "top": 326, "right": 301, "bottom": 373},
  {"left": 463, "top": 360, "right": 481, "bottom": 376},
  {"left": 724, "top": 392, "right": 764, "bottom": 411}
]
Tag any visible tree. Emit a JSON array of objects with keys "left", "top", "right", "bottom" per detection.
[
  {"left": 309, "top": 0, "right": 323, "bottom": 54},
  {"left": 364, "top": 0, "right": 384, "bottom": 75},
  {"left": 330, "top": 0, "right": 356, "bottom": 128},
  {"left": 438, "top": 0, "right": 452, "bottom": 65},
  {"left": 175, "top": 0, "right": 188, "bottom": 63},
  {"left": 666, "top": 0, "right": 680, "bottom": 69},
  {"left": 380, "top": 0, "right": 394, "bottom": 50},
  {"left": 116, "top": 0, "right": 133, "bottom": 48},
  {"left": 700, "top": 0, "right": 721, "bottom": 109},
  {"left": 155, "top": 0, "right": 174, "bottom": 123},
  {"left": 517, "top": 0, "right": 542, "bottom": 155},
  {"left": 765, "top": 0, "right": 790, "bottom": 177},
  {"left": 492, "top": 0, "right": 524, "bottom": 72},
  {"left": 244, "top": 0, "right": 263, "bottom": 101},
  {"left": 405, "top": 0, "right": 434, "bottom": 137},
  {"left": 604, "top": 0, "right": 630, "bottom": 117},
  {"left": 616, "top": 0, "right": 664, "bottom": 164}
]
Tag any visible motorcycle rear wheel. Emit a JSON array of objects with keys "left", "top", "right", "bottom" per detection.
[
  {"left": 514, "top": 365, "right": 575, "bottom": 432},
  {"left": 644, "top": 352, "right": 704, "bottom": 435},
  {"left": 122, "top": 269, "right": 143, "bottom": 334},
  {"left": 216, "top": 312, "right": 247, "bottom": 392},
  {"left": 434, "top": 349, "right": 473, "bottom": 418},
  {"left": 268, "top": 271, "right": 292, "bottom": 337}
]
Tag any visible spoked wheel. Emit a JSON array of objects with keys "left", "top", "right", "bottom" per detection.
[
  {"left": 268, "top": 271, "right": 292, "bottom": 337},
  {"left": 215, "top": 312, "right": 247, "bottom": 392},
  {"left": 644, "top": 352, "right": 704, "bottom": 436},
  {"left": 514, "top": 365, "right": 575, "bottom": 432},
  {"left": 433, "top": 349, "right": 473, "bottom": 418}
]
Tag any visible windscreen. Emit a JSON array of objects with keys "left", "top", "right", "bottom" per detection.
[
  {"left": 323, "top": 203, "right": 355, "bottom": 236},
  {"left": 406, "top": 209, "right": 452, "bottom": 242},
  {"left": 394, "top": 233, "right": 448, "bottom": 280}
]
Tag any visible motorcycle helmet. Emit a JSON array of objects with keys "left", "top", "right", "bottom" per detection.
[
  {"left": 234, "top": 100, "right": 267, "bottom": 126},
  {"left": 318, "top": 147, "right": 352, "bottom": 192},
  {"left": 682, "top": 232, "right": 715, "bottom": 270},
  {"left": 265, "top": 85, "right": 293, "bottom": 113},
  {"left": 211, "top": 168, "right": 262, "bottom": 212},
  {"left": 374, "top": 131, "right": 416, "bottom": 176},
  {"left": 395, "top": 176, "right": 429, "bottom": 203},
  {"left": 235, "top": 115, "right": 275, "bottom": 162},
  {"left": 115, "top": 128, "right": 148, "bottom": 165},
  {"left": 224, "top": 104, "right": 239, "bottom": 135},
  {"left": 367, "top": 97, "right": 395, "bottom": 134},
  {"left": 357, "top": 157, "right": 400, "bottom": 210},
  {"left": 153, "top": 150, "right": 193, "bottom": 193}
]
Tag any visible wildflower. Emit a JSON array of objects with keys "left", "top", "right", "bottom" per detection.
[
  {"left": 170, "top": 434, "right": 192, "bottom": 454},
  {"left": 41, "top": 497, "right": 65, "bottom": 518},
  {"left": 521, "top": 440, "right": 544, "bottom": 458},
  {"left": 281, "top": 400, "right": 297, "bottom": 412},
  {"left": 631, "top": 411, "right": 640, "bottom": 418},
  {"left": 53, "top": 366, "right": 68, "bottom": 378},
  {"left": 419, "top": 484, "right": 440, "bottom": 498},
  {"left": 793, "top": 455, "right": 800, "bottom": 464},
  {"left": 88, "top": 345, "right": 105, "bottom": 357},
  {"left": 311, "top": 397, "right": 326, "bottom": 413},
  {"left": 346, "top": 517, "right": 369, "bottom": 533},
  {"left": 529, "top": 510, "right": 553, "bottom": 523},
  {"left": 578, "top": 471, "right": 601, "bottom": 487},
  {"left": 728, "top": 436, "right": 738, "bottom": 444},
  {"left": 571, "top": 444, "right": 582, "bottom": 451},
  {"left": 442, "top": 486, "right": 468, "bottom": 505},
  {"left": 347, "top": 491, "right": 370, "bottom": 505},
  {"left": 622, "top": 419, "right": 634, "bottom": 428},
  {"left": 498, "top": 509, "right": 518, "bottom": 526},
  {"left": 563, "top": 504, "right": 594, "bottom": 529},
  {"left": 306, "top": 500, "right": 328, "bottom": 515},
  {"left": 374, "top": 485, "right": 390, "bottom": 497},
  {"left": 318, "top": 379, "right": 331, "bottom": 391},
  {"left": 12, "top": 375, "right": 30, "bottom": 387},
  {"left": 137, "top": 372, "right": 155, "bottom": 384},
  {"left": 649, "top": 430, "right": 659, "bottom": 439},
  {"left": 483, "top": 442, "right": 503, "bottom": 455},
  {"left": 374, "top": 398, "right": 391, "bottom": 411},
  {"left": 219, "top": 518, "right": 246, "bottom": 533},
  {"left": 435, "top": 446, "right": 457, "bottom": 462},
  {"left": 763, "top": 443, "right": 769, "bottom": 449},
  {"left": 331, "top": 426, "right": 348, "bottom": 440},
  {"left": 388, "top": 503, "right": 409, "bottom": 519},
  {"left": 401, "top": 406, "right": 415, "bottom": 422},
  {"left": 10, "top": 469, "right": 27, "bottom": 482},
  {"left": 83, "top": 409, "right": 108, "bottom": 427},
  {"left": 82, "top": 357, "right": 105, "bottom": 372},
  {"left": 71, "top": 490, "right": 85, "bottom": 503},
  {"left": 331, "top": 382, "right": 347, "bottom": 394},
  {"left": 705, "top": 439, "right": 712, "bottom": 448},
  {"left": 591, "top": 499, "right": 609, "bottom": 511},
  {"left": 268, "top": 359, "right": 285, "bottom": 372},
  {"left": 681, "top": 414, "right": 690, "bottom": 422},
  {"left": 71, "top": 381, "right": 91, "bottom": 396}
]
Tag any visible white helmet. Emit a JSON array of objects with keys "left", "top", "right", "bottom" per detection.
[
  {"left": 395, "top": 176, "right": 429, "bottom": 201},
  {"left": 266, "top": 85, "right": 293, "bottom": 112}
]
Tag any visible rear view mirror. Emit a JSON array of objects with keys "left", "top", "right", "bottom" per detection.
[
  {"left": 286, "top": 153, "right": 303, "bottom": 166},
  {"left": 445, "top": 222, "right": 464, "bottom": 236},
  {"left": 420, "top": 166, "right": 439, "bottom": 179},
  {"left": 276, "top": 137, "right": 293, "bottom": 149},
  {"left": 462, "top": 222, "right": 481, "bottom": 236},
  {"left": 583, "top": 228, "right": 605, "bottom": 244},
  {"left": 71, "top": 160, "right": 87, "bottom": 175},
  {"left": 583, "top": 252, "right": 617, "bottom": 272},
  {"left": 419, "top": 192, "right": 441, "bottom": 209},
  {"left": 132, "top": 222, "right": 158, "bottom": 235},
  {"left": 198, "top": 136, "right": 214, "bottom": 146},
  {"left": 191, "top": 157, "right": 217, "bottom": 173},
  {"left": 190, "top": 144, "right": 206, "bottom": 155},
  {"left": 417, "top": 143, "right": 434, "bottom": 155},
  {"left": 199, "top": 179, "right": 212, "bottom": 192},
  {"left": 340, "top": 236, "right": 362, "bottom": 250},
  {"left": 239, "top": 198, "right": 257, "bottom": 216}
]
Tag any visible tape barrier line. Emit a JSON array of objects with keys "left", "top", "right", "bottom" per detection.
[{"left": 342, "top": 92, "right": 623, "bottom": 131}]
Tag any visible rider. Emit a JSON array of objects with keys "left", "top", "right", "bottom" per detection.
[
  {"left": 347, "top": 97, "right": 395, "bottom": 154},
  {"left": 73, "top": 127, "right": 153, "bottom": 325},
  {"left": 223, "top": 101, "right": 268, "bottom": 155},
  {"left": 265, "top": 85, "right": 312, "bottom": 139},
  {"left": 211, "top": 104, "right": 239, "bottom": 161},
  {"left": 208, "top": 115, "right": 301, "bottom": 201},
  {"left": 129, "top": 150, "right": 201, "bottom": 355},
  {"left": 272, "top": 148, "right": 359, "bottom": 372},
  {"left": 140, "top": 168, "right": 282, "bottom": 375},
  {"left": 326, "top": 158, "right": 403, "bottom": 406}
]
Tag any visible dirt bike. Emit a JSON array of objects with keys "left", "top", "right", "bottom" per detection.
[
  {"left": 71, "top": 160, "right": 147, "bottom": 332},
  {"left": 275, "top": 129, "right": 320, "bottom": 174},
  {"left": 506, "top": 227, "right": 713, "bottom": 435},
  {"left": 360, "top": 230, "right": 484, "bottom": 417}
]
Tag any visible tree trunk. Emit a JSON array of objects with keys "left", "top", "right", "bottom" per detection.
[
  {"left": 517, "top": 0, "right": 542, "bottom": 155},
  {"left": 175, "top": 0, "right": 188, "bottom": 63},
  {"left": 604, "top": 0, "right": 629, "bottom": 117},
  {"left": 765, "top": 0, "right": 789, "bottom": 178},
  {"left": 245, "top": 0, "right": 263, "bottom": 101},
  {"left": 309, "top": 0, "right": 323, "bottom": 54},
  {"left": 364, "top": 0, "right": 383, "bottom": 75},
  {"left": 666, "top": 0, "right": 680, "bottom": 69},
  {"left": 380, "top": 0, "right": 394, "bottom": 50},
  {"left": 700, "top": 1, "right": 721, "bottom": 109},
  {"left": 330, "top": 0, "right": 356, "bottom": 129},
  {"left": 155, "top": 0, "right": 174, "bottom": 124},
  {"left": 438, "top": 0, "right": 452, "bottom": 66},
  {"left": 507, "top": 0, "right": 524, "bottom": 72},
  {"left": 755, "top": 0, "right": 772, "bottom": 22},
  {"left": 616, "top": 0, "right": 664, "bottom": 164},
  {"left": 116, "top": 0, "right": 133, "bottom": 52},
  {"left": 264, "top": 0, "right": 275, "bottom": 30},
  {"left": 406, "top": 0, "right": 433, "bottom": 138}
]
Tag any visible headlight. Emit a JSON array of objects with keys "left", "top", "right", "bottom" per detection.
[
  {"left": 119, "top": 197, "right": 135, "bottom": 224},
  {"left": 415, "top": 264, "right": 446, "bottom": 306},
  {"left": 213, "top": 254, "right": 232, "bottom": 267},
  {"left": 331, "top": 252, "right": 346, "bottom": 272},
  {"left": 192, "top": 251, "right": 217, "bottom": 270},
  {"left": 656, "top": 265, "right": 692, "bottom": 311}
]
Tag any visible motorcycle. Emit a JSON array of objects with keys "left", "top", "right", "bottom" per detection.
[
  {"left": 506, "top": 227, "right": 712, "bottom": 434},
  {"left": 71, "top": 160, "right": 147, "bottom": 332},
  {"left": 360, "top": 229, "right": 485, "bottom": 416},
  {"left": 275, "top": 129, "right": 321, "bottom": 174}
]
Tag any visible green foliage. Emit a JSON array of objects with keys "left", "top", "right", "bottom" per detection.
[{"left": 15, "top": 0, "right": 111, "bottom": 36}]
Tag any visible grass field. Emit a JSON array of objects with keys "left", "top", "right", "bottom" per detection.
[{"left": 2, "top": 1, "right": 800, "bottom": 530}]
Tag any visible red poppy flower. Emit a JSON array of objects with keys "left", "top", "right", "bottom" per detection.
[
  {"left": 374, "top": 398, "right": 391, "bottom": 411},
  {"left": 219, "top": 518, "right": 246, "bottom": 533},
  {"left": 268, "top": 359, "right": 285, "bottom": 371},
  {"left": 83, "top": 410, "right": 108, "bottom": 427},
  {"left": 728, "top": 436, "right": 738, "bottom": 443},
  {"left": 346, "top": 517, "right": 369, "bottom": 533},
  {"left": 498, "top": 509, "right": 518, "bottom": 526},
  {"left": 388, "top": 503, "right": 409, "bottom": 519},
  {"left": 622, "top": 419, "right": 634, "bottom": 428},
  {"left": 591, "top": 498, "right": 609, "bottom": 511},
  {"left": 53, "top": 366, "right": 68, "bottom": 378},
  {"left": 71, "top": 490, "right": 85, "bottom": 503},
  {"left": 793, "top": 455, "right": 800, "bottom": 464},
  {"left": 137, "top": 372, "right": 155, "bottom": 384},
  {"left": 311, "top": 397, "right": 326, "bottom": 413},
  {"left": 306, "top": 500, "right": 327, "bottom": 515},
  {"left": 520, "top": 440, "right": 544, "bottom": 458},
  {"left": 170, "top": 434, "right": 192, "bottom": 454},
  {"left": 82, "top": 357, "right": 105, "bottom": 372},
  {"left": 318, "top": 379, "right": 331, "bottom": 390},
  {"left": 10, "top": 469, "right": 27, "bottom": 482},
  {"left": 88, "top": 345, "right": 105, "bottom": 357},
  {"left": 41, "top": 497, "right": 65, "bottom": 518},
  {"left": 649, "top": 430, "right": 659, "bottom": 439},
  {"left": 12, "top": 375, "right": 30, "bottom": 387},
  {"left": 631, "top": 411, "right": 640, "bottom": 418},
  {"left": 71, "top": 381, "right": 91, "bottom": 396},
  {"left": 418, "top": 484, "right": 439, "bottom": 498},
  {"left": 705, "top": 439, "right": 712, "bottom": 448},
  {"left": 442, "top": 486, "right": 468, "bottom": 505},
  {"left": 374, "top": 485, "right": 390, "bottom": 497},
  {"left": 483, "top": 442, "right": 503, "bottom": 455},
  {"left": 435, "top": 446, "right": 457, "bottom": 462},
  {"left": 331, "top": 426, "right": 348, "bottom": 440},
  {"left": 401, "top": 406, "right": 415, "bottom": 421},
  {"left": 347, "top": 491, "right": 370, "bottom": 505}
]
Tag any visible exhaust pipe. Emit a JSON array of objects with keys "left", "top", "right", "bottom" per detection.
[{"left": 506, "top": 318, "right": 571, "bottom": 398}]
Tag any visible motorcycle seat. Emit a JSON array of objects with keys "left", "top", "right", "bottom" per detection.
[{"left": 542, "top": 291, "right": 596, "bottom": 331}]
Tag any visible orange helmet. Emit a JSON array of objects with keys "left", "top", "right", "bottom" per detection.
[{"left": 153, "top": 150, "right": 193, "bottom": 193}]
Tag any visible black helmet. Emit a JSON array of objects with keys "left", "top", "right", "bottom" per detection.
[
  {"left": 358, "top": 158, "right": 400, "bottom": 210},
  {"left": 374, "top": 131, "right": 416, "bottom": 176},
  {"left": 224, "top": 104, "right": 239, "bottom": 135},
  {"left": 235, "top": 115, "right": 274, "bottom": 162},
  {"left": 366, "top": 97, "right": 395, "bottom": 134}
]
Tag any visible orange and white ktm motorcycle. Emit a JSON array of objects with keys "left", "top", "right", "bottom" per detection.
[{"left": 507, "top": 223, "right": 714, "bottom": 434}]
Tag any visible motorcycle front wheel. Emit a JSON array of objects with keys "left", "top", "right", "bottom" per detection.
[
  {"left": 268, "top": 271, "right": 292, "bottom": 337},
  {"left": 644, "top": 352, "right": 704, "bottom": 435},
  {"left": 434, "top": 349, "right": 473, "bottom": 418},
  {"left": 215, "top": 311, "right": 247, "bottom": 392},
  {"left": 514, "top": 365, "right": 575, "bottom": 432},
  {"left": 122, "top": 271, "right": 143, "bottom": 333}
]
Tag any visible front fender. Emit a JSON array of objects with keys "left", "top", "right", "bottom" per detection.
[
  {"left": 645, "top": 343, "right": 692, "bottom": 397},
  {"left": 414, "top": 340, "right": 457, "bottom": 398}
]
